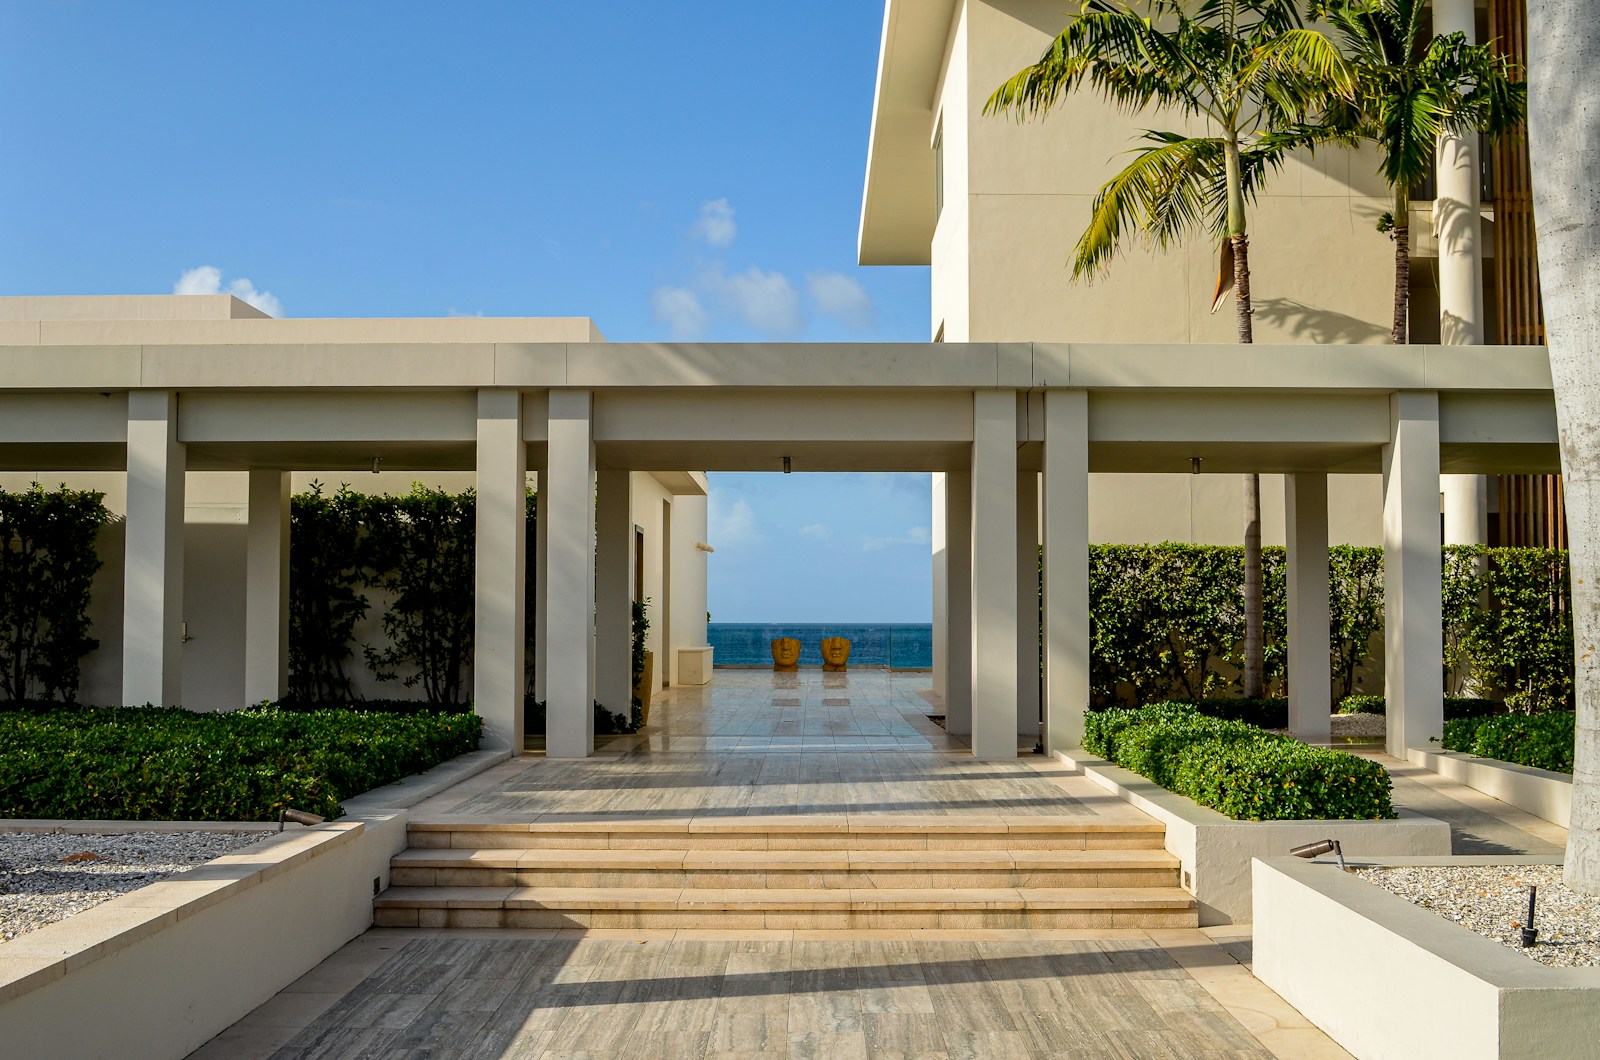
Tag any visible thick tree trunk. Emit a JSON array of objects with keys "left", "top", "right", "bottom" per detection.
[
  {"left": 1527, "top": 0, "right": 1600, "bottom": 894},
  {"left": 1393, "top": 189, "right": 1411, "bottom": 345}
]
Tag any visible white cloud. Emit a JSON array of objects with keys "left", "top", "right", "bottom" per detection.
[
  {"left": 807, "top": 271, "right": 876, "bottom": 332},
  {"left": 174, "top": 265, "right": 284, "bottom": 317},
  {"left": 651, "top": 285, "right": 710, "bottom": 339},
  {"left": 798, "top": 523, "right": 831, "bottom": 540},
  {"left": 691, "top": 198, "right": 737, "bottom": 248},
  {"left": 716, "top": 266, "right": 803, "bottom": 336},
  {"left": 862, "top": 526, "right": 932, "bottom": 552},
  {"left": 708, "top": 493, "right": 762, "bottom": 545}
]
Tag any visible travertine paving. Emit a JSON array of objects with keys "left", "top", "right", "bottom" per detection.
[
  {"left": 192, "top": 672, "right": 1350, "bottom": 1058},
  {"left": 197, "top": 928, "right": 1337, "bottom": 1059},
  {"left": 428, "top": 672, "right": 1114, "bottom": 821}
]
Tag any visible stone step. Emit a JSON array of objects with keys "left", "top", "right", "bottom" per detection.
[
  {"left": 388, "top": 846, "right": 1180, "bottom": 890},
  {"left": 372, "top": 884, "right": 1198, "bottom": 930},
  {"left": 404, "top": 815, "right": 1167, "bottom": 852}
]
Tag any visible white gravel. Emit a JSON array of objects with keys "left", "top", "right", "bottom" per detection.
[
  {"left": 1356, "top": 864, "right": 1600, "bottom": 968},
  {"left": 0, "top": 830, "right": 271, "bottom": 943}
]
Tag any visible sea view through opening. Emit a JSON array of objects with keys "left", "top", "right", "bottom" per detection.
[{"left": 707, "top": 623, "right": 933, "bottom": 669}]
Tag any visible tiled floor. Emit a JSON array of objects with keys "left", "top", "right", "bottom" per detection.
[
  {"left": 427, "top": 671, "right": 1132, "bottom": 822},
  {"left": 190, "top": 671, "right": 1351, "bottom": 1058},
  {"left": 194, "top": 928, "right": 1347, "bottom": 1060}
]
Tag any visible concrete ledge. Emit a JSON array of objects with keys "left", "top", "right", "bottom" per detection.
[
  {"left": 0, "top": 748, "right": 503, "bottom": 1059},
  {"left": 1055, "top": 749, "right": 1451, "bottom": 924},
  {"left": 0, "top": 812, "right": 405, "bottom": 1060},
  {"left": 341, "top": 747, "right": 512, "bottom": 814},
  {"left": 1254, "top": 855, "right": 1600, "bottom": 1060},
  {"left": 1408, "top": 746, "right": 1571, "bottom": 829}
]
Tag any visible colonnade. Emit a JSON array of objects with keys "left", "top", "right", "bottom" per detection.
[{"left": 120, "top": 383, "right": 1450, "bottom": 763}]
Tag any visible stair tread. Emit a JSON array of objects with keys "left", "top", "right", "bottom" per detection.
[
  {"left": 392, "top": 847, "right": 1179, "bottom": 870},
  {"left": 406, "top": 815, "right": 1163, "bottom": 835},
  {"left": 376, "top": 885, "right": 1196, "bottom": 911}
]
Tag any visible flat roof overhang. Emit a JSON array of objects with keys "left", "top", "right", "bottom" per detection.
[
  {"left": 0, "top": 340, "right": 1560, "bottom": 477},
  {"left": 858, "top": 0, "right": 958, "bottom": 266}
]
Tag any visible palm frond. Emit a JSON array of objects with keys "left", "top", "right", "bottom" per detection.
[{"left": 1073, "top": 132, "right": 1225, "bottom": 278}]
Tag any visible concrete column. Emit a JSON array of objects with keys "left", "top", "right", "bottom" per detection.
[
  {"left": 474, "top": 391, "right": 527, "bottom": 752},
  {"left": 1383, "top": 393, "right": 1445, "bottom": 755},
  {"left": 1434, "top": 0, "right": 1489, "bottom": 552},
  {"left": 1286, "top": 472, "right": 1331, "bottom": 741},
  {"left": 123, "top": 391, "right": 185, "bottom": 707},
  {"left": 944, "top": 468, "right": 972, "bottom": 734},
  {"left": 595, "top": 469, "right": 632, "bottom": 721},
  {"left": 1434, "top": 0, "right": 1485, "bottom": 348},
  {"left": 244, "top": 469, "right": 290, "bottom": 705},
  {"left": 970, "top": 391, "right": 1018, "bottom": 760},
  {"left": 1443, "top": 474, "right": 1489, "bottom": 545},
  {"left": 931, "top": 473, "right": 949, "bottom": 702},
  {"left": 544, "top": 390, "right": 596, "bottom": 758},
  {"left": 1016, "top": 470, "right": 1041, "bottom": 739},
  {"left": 1042, "top": 391, "right": 1090, "bottom": 752}
]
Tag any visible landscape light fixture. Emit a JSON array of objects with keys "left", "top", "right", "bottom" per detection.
[
  {"left": 371, "top": 456, "right": 382, "bottom": 474},
  {"left": 278, "top": 808, "right": 326, "bottom": 831},
  {"left": 1191, "top": 456, "right": 1202, "bottom": 475},
  {"left": 1290, "top": 838, "right": 1347, "bottom": 870},
  {"left": 1521, "top": 884, "right": 1539, "bottom": 947},
  {"left": 782, "top": 456, "right": 792, "bottom": 474}
]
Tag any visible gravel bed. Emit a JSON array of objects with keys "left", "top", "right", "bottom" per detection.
[
  {"left": 0, "top": 830, "right": 271, "bottom": 943},
  {"left": 1355, "top": 864, "right": 1600, "bottom": 968},
  {"left": 1264, "top": 713, "right": 1386, "bottom": 740}
]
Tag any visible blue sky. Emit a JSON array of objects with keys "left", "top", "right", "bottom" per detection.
[{"left": 0, "top": 1, "right": 934, "bottom": 622}]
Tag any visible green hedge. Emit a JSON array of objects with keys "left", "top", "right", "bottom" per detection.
[
  {"left": 0, "top": 706, "right": 482, "bottom": 821},
  {"left": 1334, "top": 695, "right": 1502, "bottom": 721},
  {"left": 0, "top": 485, "right": 111, "bottom": 703},
  {"left": 1087, "top": 543, "right": 1573, "bottom": 714},
  {"left": 1083, "top": 702, "right": 1394, "bottom": 820},
  {"left": 1440, "top": 712, "right": 1575, "bottom": 774}
]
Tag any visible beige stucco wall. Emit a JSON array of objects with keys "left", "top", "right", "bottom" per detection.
[{"left": 938, "top": 0, "right": 1400, "bottom": 545}]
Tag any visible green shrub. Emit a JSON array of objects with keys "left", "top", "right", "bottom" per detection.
[
  {"left": 1185, "top": 697, "right": 1288, "bottom": 728},
  {"left": 1084, "top": 702, "right": 1394, "bottom": 821},
  {"left": 524, "top": 698, "right": 637, "bottom": 737},
  {"left": 1440, "top": 712, "right": 1574, "bottom": 774},
  {"left": 1443, "top": 546, "right": 1572, "bottom": 710},
  {"left": 1338, "top": 694, "right": 1386, "bottom": 715},
  {"left": 0, "top": 485, "right": 111, "bottom": 703},
  {"left": 0, "top": 706, "right": 481, "bottom": 821}
]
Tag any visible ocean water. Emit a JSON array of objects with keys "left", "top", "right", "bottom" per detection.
[{"left": 708, "top": 624, "right": 933, "bottom": 669}]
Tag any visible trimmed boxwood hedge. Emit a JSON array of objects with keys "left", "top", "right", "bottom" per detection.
[
  {"left": 1440, "top": 712, "right": 1575, "bottom": 774},
  {"left": 0, "top": 705, "right": 481, "bottom": 822},
  {"left": 1084, "top": 702, "right": 1395, "bottom": 821}
]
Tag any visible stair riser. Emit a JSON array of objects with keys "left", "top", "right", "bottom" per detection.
[
  {"left": 373, "top": 907, "right": 1196, "bottom": 931},
  {"left": 406, "top": 832, "right": 1165, "bottom": 852},
  {"left": 389, "top": 866, "right": 1177, "bottom": 890}
]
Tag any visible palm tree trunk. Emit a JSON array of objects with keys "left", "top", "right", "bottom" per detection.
[
  {"left": 1225, "top": 136, "right": 1265, "bottom": 698},
  {"left": 1392, "top": 189, "right": 1410, "bottom": 344},
  {"left": 1527, "top": 0, "right": 1600, "bottom": 894}
]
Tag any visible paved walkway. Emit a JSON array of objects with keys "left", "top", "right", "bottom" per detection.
[
  {"left": 1356, "top": 749, "right": 1566, "bottom": 856},
  {"left": 194, "top": 673, "right": 1356, "bottom": 1059}
]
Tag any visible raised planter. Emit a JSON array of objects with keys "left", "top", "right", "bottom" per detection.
[
  {"left": 0, "top": 747, "right": 509, "bottom": 1060},
  {"left": 1408, "top": 747, "right": 1571, "bottom": 829},
  {"left": 1255, "top": 855, "right": 1600, "bottom": 1060},
  {"left": 1055, "top": 748, "right": 1450, "bottom": 924}
]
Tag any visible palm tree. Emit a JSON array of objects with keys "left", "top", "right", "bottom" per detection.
[
  {"left": 1525, "top": 0, "right": 1600, "bottom": 895},
  {"left": 1316, "top": 0, "right": 1525, "bottom": 344},
  {"left": 985, "top": 0, "right": 1351, "bottom": 697}
]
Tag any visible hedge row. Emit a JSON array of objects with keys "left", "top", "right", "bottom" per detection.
[
  {"left": 0, "top": 706, "right": 482, "bottom": 821},
  {"left": 1087, "top": 544, "right": 1573, "bottom": 713},
  {"left": 1440, "top": 713, "right": 1576, "bottom": 774},
  {"left": 1334, "top": 695, "right": 1501, "bottom": 720},
  {"left": 1083, "top": 702, "right": 1395, "bottom": 820}
]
